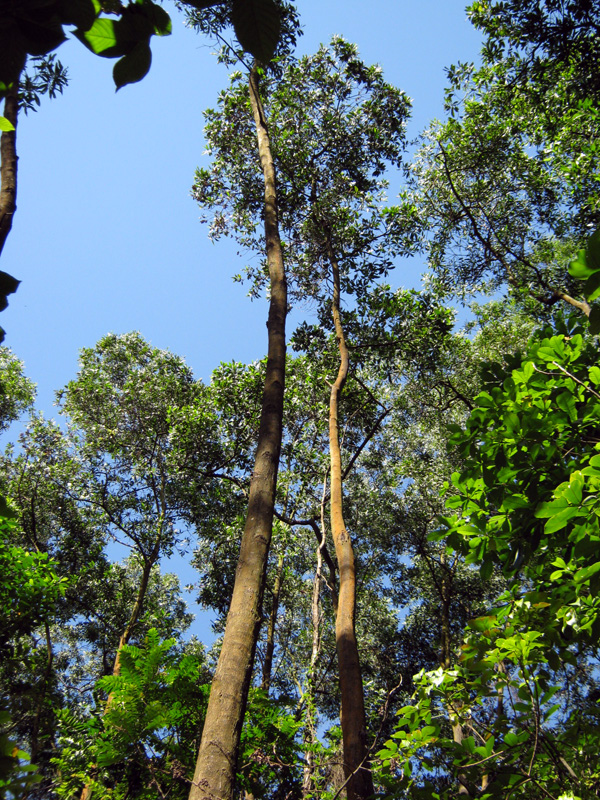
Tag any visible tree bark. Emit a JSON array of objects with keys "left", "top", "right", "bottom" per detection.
[
  {"left": 261, "top": 551, "right": 284, "bottom": 692},
  {"left": 0, "top": 84, "right": 18, "bottom": 258},
  {"left": 326, "top": 236, "right": 374, "bottom": 800},
  {"left": 302, "top": 478, "right": 328, "bottom": 797},
  {"left": 188, "top": 63, "right": 287, "bottom": 800}
]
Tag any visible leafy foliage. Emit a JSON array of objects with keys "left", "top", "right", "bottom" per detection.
[
  {"left": 53, "top": 630, "right": 210, "bottom": 799},
  {"left": 0, "top": 0, "right": 173, "bottom": 92},
  {"left": 376, "top": 317, "right": 600, "bottom": 798}
]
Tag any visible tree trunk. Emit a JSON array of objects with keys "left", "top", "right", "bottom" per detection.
[
  {"left": 261, "top": 551, "right": 284, "bottom": 692},
  {"left": 188, "top": 63, "right": 287, "bottom": 800},
  {"left": 326, "top": 237, "right": 374, "bottom": 800},
  {"left": 0, "top": 84, "right": 19, "bottom": 258},
  {"left": 302, "top": 480, "right": 327, "bottom": 797},
  {"left": 111, "top": 552, "right": 156, "bottom": 676}
]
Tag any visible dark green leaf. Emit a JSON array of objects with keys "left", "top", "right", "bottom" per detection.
[
  {"left": 57, "top": 0, "right": 97, "bottom": 30},
  {"left": 584, "top": 270, "right": 600, "bottom": 302},
  {"left": 590, "top": 304, "right": 600, "bottom": 336},
  {"left": 113, "top": 41, "right": 152, "bottom": 90},
  {"left": 231, "top": 0, "right": 281, "bottom": 62},
  {"left": 143, "top": 2, "right": 172, "bottom": 36},
  {"left": 586, "top": 227, "right": 600, "bottom": 272}
]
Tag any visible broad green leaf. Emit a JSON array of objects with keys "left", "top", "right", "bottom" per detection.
[
  {"left": 536, "top": 498, "right": 571, "bottom": 518},
  {"left": 73, "top": 18, "right": 122, "bottom": 57},
  {"left": 16, "top": 17, "right": 67, "bottom": 56},
  {"left": 589, "top": 366, "right": 600, "bottom": 386},
  {"left": 480, "top": 555, "right": 494, "bottom": 581},
  {"left": 0, "top": 116, "right": 15, "bottom": 132},
  {"left": 556, "top": 391, "right": 576, "bottom": 421},
  {"left": 574, "top": 561, "right": 600, "bottom": 585},
  {"left": 231, "top": 0, "right": 281, "bottom": 63},
  {"left": 544, "top": 505, "right": 580, "bottom": 534},
  {"left": 467, "top": 615, "right": 497, "bottom": 632}
]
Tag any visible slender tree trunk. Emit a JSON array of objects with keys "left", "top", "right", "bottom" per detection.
[
  {"left": 188, "top": 63, "right": 287, "bottom": 800},
  {"left": 0, "top": 83, "right": 18, "bottom": 258},
  {"left": 326, "top": 237, "right": 374, "bottom": 800},
  {"left": 261, "top": 551, "right": 285, "bottom": 692},
  {"left": 302, "top": 478, "right": 327, "bottom": 797},
  {"left": 111, "top": 552, "right": 156, "bottom": 675}
]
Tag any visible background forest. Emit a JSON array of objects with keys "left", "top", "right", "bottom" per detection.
[{"left": 1, "top": 1, "right": 599, "bottom": 799}]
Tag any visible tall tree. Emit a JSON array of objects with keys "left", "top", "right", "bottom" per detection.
[
  {"left": 182, "top": 4, "right": 300, "bottom": 796},
  {"left": 194, "top": 38, "right": 411, "bottom": 796}
]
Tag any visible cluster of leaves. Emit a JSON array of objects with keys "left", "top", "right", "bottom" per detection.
[
  {"left": 375, "top": 316, "right": 600, "bottom": 798},
  {"left": 194, "top": 36, "right": 411, "bottom": 307},
  {"left": 0, "top": 495, "right": 66, "bottom": 798},
  {"left": 0, "top": 0, "right": 173, "bottom": 93},
  {"left": 406, "top": 0, "right": 600, "bottom": 316},
  {"left": 52, "top": 629, "right": 210, "bottom": 799}
]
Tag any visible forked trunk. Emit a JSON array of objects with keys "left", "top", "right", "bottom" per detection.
[
  {"left": 0, "top": 84, "right": 18, "bottom": 258},
  {"left": 326, "top": 238, "right": 374, "bottom": 799},
  {"left": 188, "top": 64, "right": 287, "bottom": 800}
]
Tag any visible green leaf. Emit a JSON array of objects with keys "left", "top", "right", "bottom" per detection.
[
  {"left": 544, "top": 505, "right": 580, "bottom": 534},
  {"left": 570, "top": 249, "right": 595, "bottom": 279},
  {"left": 73, "top": 18, "right": 122, "bottom": 57},
  {"left": 574, "top": 561, "right": 600, "bottom": 585},
  {"left": 467, "top": 615, "right": 497, "bottom": 632},
  {"left": 480, "top": 556, "right": 494, "bottom": 581},
  {"left": 113, "top": 40, "right": 152, "bottom": 89},
  {"left": 16, "top": 17, "right": 67, "bottom": 56},
  {"left": 0, "top": 116, "right": 15, "bottom": 132},
  {"left": 231, "top": 0, "right": 281, "bottom": 63},
  {"left": 0, "top": 270, "right": 20, "bottom": 312},
  {"left": 589, "top": 366, "right": 600, "bottom": 386}
]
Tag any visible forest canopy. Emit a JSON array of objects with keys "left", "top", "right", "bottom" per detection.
[{"left": 1, "top": 1, "right": 600, "bottom": 799}]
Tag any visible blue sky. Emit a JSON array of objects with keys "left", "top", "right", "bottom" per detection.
[{"left": 1, "top": 0, "right": 483, "bottom": 641}]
